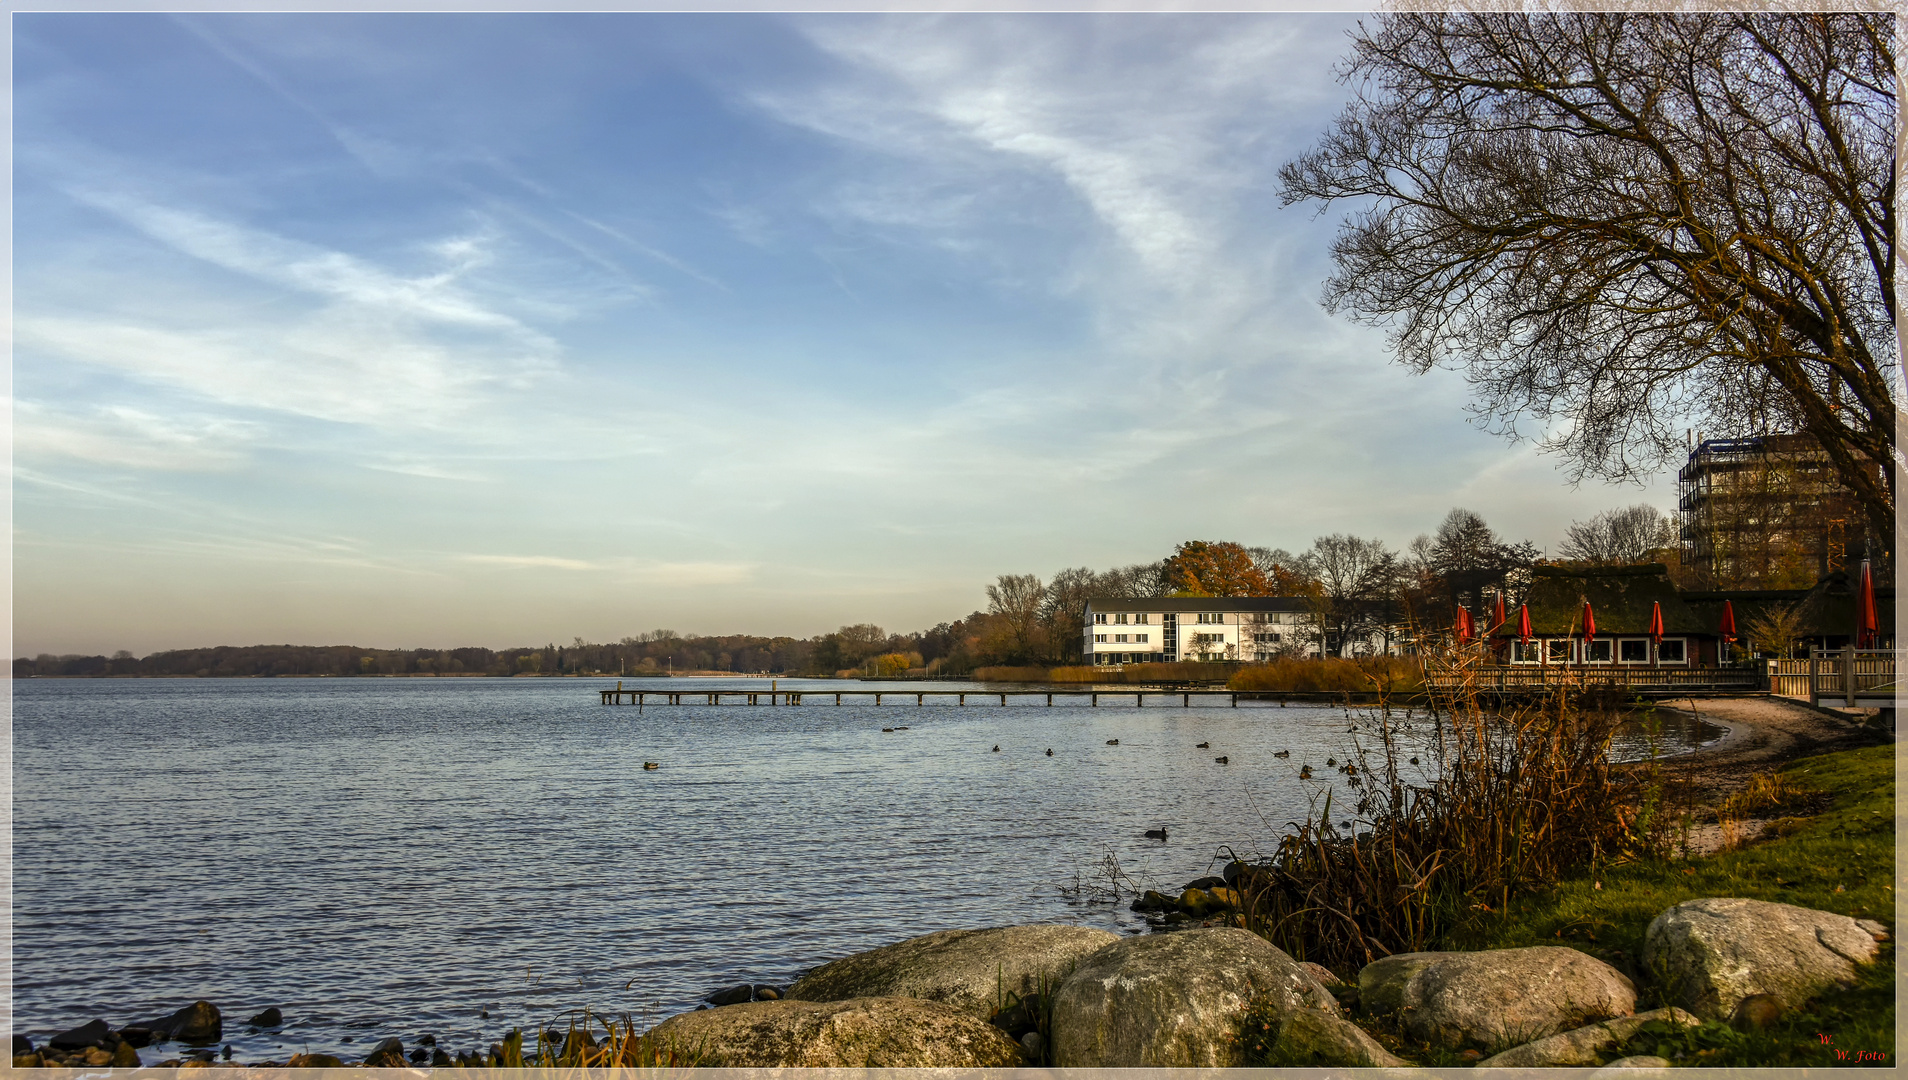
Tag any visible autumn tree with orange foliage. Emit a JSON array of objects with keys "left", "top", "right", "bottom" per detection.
[{"left": 1163, "top": 541, "right": 1275, "bottom": 597}]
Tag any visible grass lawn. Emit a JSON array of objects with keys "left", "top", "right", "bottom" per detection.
[{"left": 1308, "top": 743, "right": 1896, "bottom": 1068}]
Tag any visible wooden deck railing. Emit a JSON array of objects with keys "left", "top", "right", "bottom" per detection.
[
  {"left": 1803, "top": 648, "right": 1897, "bottom": 708},
  {"left": 1423, "top": 667, "right": 1766, "bottom": 693}
]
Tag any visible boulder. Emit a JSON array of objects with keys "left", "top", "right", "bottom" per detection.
[
  {"left": 1643, "top": 897, "right": 1884, "bottom": 1021},
  {"left": 1299, "top": 961, "right": 1342, "bottom": 988},
  {"left": 752, "top": 985, "right": 783, "bottom": 1001},
  {"left": 246, "top": 1008, "right": 284, "bottom": 1028},
  {"left": 111, "top": 1041, "right": 142, "bottom": 1068},
  {"left": 1590, "top": 1056, "right": 1674, "bottom": 1074},
  {"left": 1131, "top": 891, "right": 1174, "bottom": 913},
  {"left": 643, "top": 996, "right": 1025, "bottom": 1066},
  {"left": 143, "top": 1001, "right": 223, "bottom": 1044},
  {"left": 1048, "top": 926, "right": 1363, "bottom": 1066},
  {"left": 118, "top": 1026, "right": 156, "bottom": 1048},
  {"left": 1476, "top": 1007, "right": 1700, "bottom": 1067},
  {"left": 287, "top": 1053, "right": 344, "bottom": 1068},
  {"left": 1357, "top": 951, "right": 1452, "bottom": 1018},
  {"left": 707, "top": 984, "right": 754, "bottom": 1006},
  {"left": 1364, "top": 946, "right": 1635, "bottom": 1051},
  {"left": 1261, "top": 1008, "right": 1406, "bottom": 1067},
  {"left": 48, "top": 1019, "right": 116, "bottom": 1050},
  {"left": 785, "top": 924, "right": 1120, "bottom": 1019},
  {"left": 362, "top": 1037, "right": 406, "bottom": 1067}
]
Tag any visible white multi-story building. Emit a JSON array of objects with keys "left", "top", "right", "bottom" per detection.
[{"left": 1083, "top": 597, "right": 1317, "bottom": 666}]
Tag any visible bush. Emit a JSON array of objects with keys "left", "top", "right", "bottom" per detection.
[
  {"left": 1227, "top": 656, "right": 1423, "bottom": 693},
  {"left": 970, "top": 665, "right": 1051, "bottom": 683},
  {"left": 1231, "top": 644, "right": 1665, "bottom": 973}
]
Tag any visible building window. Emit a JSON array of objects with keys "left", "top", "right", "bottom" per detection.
[
  {"left": 1510, "top": 640, "right": 1540, "bottom": 664},
  {"left": 1197, "top": 613, "right": 1224, "bottom": 624},
  {"left": 1584, "top": 639, "right": 1613, "bottom": 664},
  {"left": 1114, "top": 634, "right": 1130, "bottom": 643},
  {"left": 1658, "top": 638, "right": 1687, "bottom": 664},
  {"left": 1546, "top": 639, "right": 1574, "bottom": 664},
  {"left": 1094, "top": 634, "right": 1108, "bottom": 643},
  {"left": 1094, "top": 613, "right": 1108, "bottom": 624},
  {"left": 1115, "top": 613, "right": 1129, "bottom": 624},
  {"left": 1135, "top": 633, "right": 1149, "bottom": 644},
  {"left": 1618, "top": 639, "right": 1649, "bottom": 664},
  {"left": 1252, "top": 632, "right": 1281, "bottom": 644},
  {"left": 1134, "top": 614, "right": 1149, "bottom": 624}
]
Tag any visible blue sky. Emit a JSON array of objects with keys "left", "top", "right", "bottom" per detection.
[{"left": 13, "top": 13, "right": 1679, "bottom": 656}]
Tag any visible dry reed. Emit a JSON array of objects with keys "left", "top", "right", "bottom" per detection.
[
  {"left": 1231, "top": 640, "right": 1677, "bottom": 974},
  {"left": 1226, "top": 655, "right": 1423, "bottom": 694}
]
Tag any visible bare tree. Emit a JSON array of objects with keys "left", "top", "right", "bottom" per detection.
[
  {"left": 1301, "top": 534, "right": 1398, "bottom": 656},
  {"left": 986, "top": 574, "right": 1047, "bottom": 664},
  {"left": 1744, "top": 600, "right": 1808, "bottom": 659},
  {"left": 1559, "top": 505, "right": 1678, "bottom": 565},
  {"left": 1282, "top": 13, "right": 1896, "bottom": 553},
  {"left": 1428, "top": 509, "right": 1539, "bottom": 615}
]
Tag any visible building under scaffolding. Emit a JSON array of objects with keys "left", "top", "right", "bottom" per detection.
[{"left": 1678, "top": 434, "right": 1867, "bottom": 589}]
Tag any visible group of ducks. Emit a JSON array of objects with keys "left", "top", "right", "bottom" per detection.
[{"left": 983, "top": 738, "right": 1231, "bottom": 765}]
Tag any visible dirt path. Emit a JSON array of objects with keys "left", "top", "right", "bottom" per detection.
[{"left": 1650, "top": 695, "right": 1889, "bottom": 806}]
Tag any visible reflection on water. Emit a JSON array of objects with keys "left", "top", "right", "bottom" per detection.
[{"left": 12, "top": 677, "right": 1719, "bottom": 1060}]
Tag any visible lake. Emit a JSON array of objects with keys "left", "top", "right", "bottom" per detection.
[{"left": 10, "top": 676, "right": 1720, "bottom": 1061}]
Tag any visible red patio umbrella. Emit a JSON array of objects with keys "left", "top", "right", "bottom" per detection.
[
  {"left": 1455, "top": 607, "right": 1473, "bottom": 642},
  {"left": 1719, "top": 599, "right": 1737, "bottom": 644},
  {"left": 1858, "top": 559, "right": 1878, "bottom": 648},
  {"left": 1518, "top": 604, "right": 1533, "bottom": 641},
  {"left": 1492, "top": 593, "right": 1508, "bottom": 631},
  {"left": 1648, "top": 601, "right": 1664, "bottom": 642},
  {"left": 1581, "top": 600, "right": 1596, "bottom": 642}
]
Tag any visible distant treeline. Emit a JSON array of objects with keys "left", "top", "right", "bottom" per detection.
[
  {"left": 12, "top": 626, "right": 978, "bottom": 680},
  {"left": 19, "top": 503, "right": 1686, "bottom": 680}
]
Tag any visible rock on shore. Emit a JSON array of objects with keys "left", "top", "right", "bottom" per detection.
[
  {"left": 784, "top": 924, "right": 1119, "bottom": 1019},
  {"left": 1048, "top": 926, "right": 1395, "bottom": 1067},
  {"left": 1360, "top": 945, "right": 1636, "bottom": 1051},
  {"left": 1644, "top": 897, "right": 1888, "bottom": 1020},
  {"left": 644, "top": 996, "right": 1026, "bottom": 1066}
]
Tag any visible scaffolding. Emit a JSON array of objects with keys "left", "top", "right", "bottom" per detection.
[{"left": 1678, "top": 434, "right": 1863, "bottom": 589}]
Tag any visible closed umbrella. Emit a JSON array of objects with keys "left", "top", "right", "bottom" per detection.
[
  {"left": 1648, "top": 601, "right": 1664, "bottom": 642},
  {"left": 1581, "top": 601, "right": 1596, "bottom": 641},
  {"left": 1455, "top": 608, "right": 1473, "bottom": 643},
  {"left": 1492, "top": 593, "right": 1508, "bottom": 631},
  {"left": 1518, "top": 604, "right": 1533, "bottom": 641},
  {"left": 1719, "top": 600, "right": 1737, "bottom": 644},
  {"left": 1859, "top": 559, "right": 1878, "bottom": 648}
]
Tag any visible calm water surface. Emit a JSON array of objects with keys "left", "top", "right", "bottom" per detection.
[{"left": 12, "top": 677, "right": 1719, "bottom": 1059}]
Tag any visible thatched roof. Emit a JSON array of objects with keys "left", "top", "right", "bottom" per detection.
[
  {"left": 1497, "top": 564, "right": 1708, "bottom": 637},
  {"left": 1684, "top": 568, "right": 1895, "bottom": 641}
]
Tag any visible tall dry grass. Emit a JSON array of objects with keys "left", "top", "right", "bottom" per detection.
[
  {"left": 970, "top": 665, "right": 1053, "bottom": 682},
  {"left": 1231, "top": 642, "right": 1677, "bottom": 973},
  {"left": 971, "top": 662, "right": 1241, "bottom": 683},
  {"left": 491, "top": 1011, "right": 706, "bottom": 1068},
  {"left": 1226, "top": 655, "right": 1423, "bottom": 694}
]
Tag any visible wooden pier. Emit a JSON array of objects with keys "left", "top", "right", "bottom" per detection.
[{"left": 599, "top": 687, "right": 1244, "bottom": 707}]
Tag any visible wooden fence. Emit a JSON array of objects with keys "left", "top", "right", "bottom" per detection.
[
  {"left": 1801, "top": 648, "right": 1897, "bottom": 708},
  {"left": 1425, "top": 667, "right": 1766, "bottom": 694}
]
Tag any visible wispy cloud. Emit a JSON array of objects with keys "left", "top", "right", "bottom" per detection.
[
  {"left": 454, "top": 553, "right": 758, "bottom": 586},
  {"left": 14, "top": 400, "right": 262, "bottom": 470},
  {"left": 21, "top": 187, "right": 560, "bottom": 432},
  {"left": 460, "top": 554, "right": 596, "bottom": 570}
]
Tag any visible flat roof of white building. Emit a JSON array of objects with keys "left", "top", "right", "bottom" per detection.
[{"left": 1085, "top": 596, "right": 1312, "bottom": 613}]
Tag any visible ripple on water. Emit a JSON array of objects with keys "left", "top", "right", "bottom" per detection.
[{"left": 12, "top": 677, "right": 1715, "bottom": 1059}]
